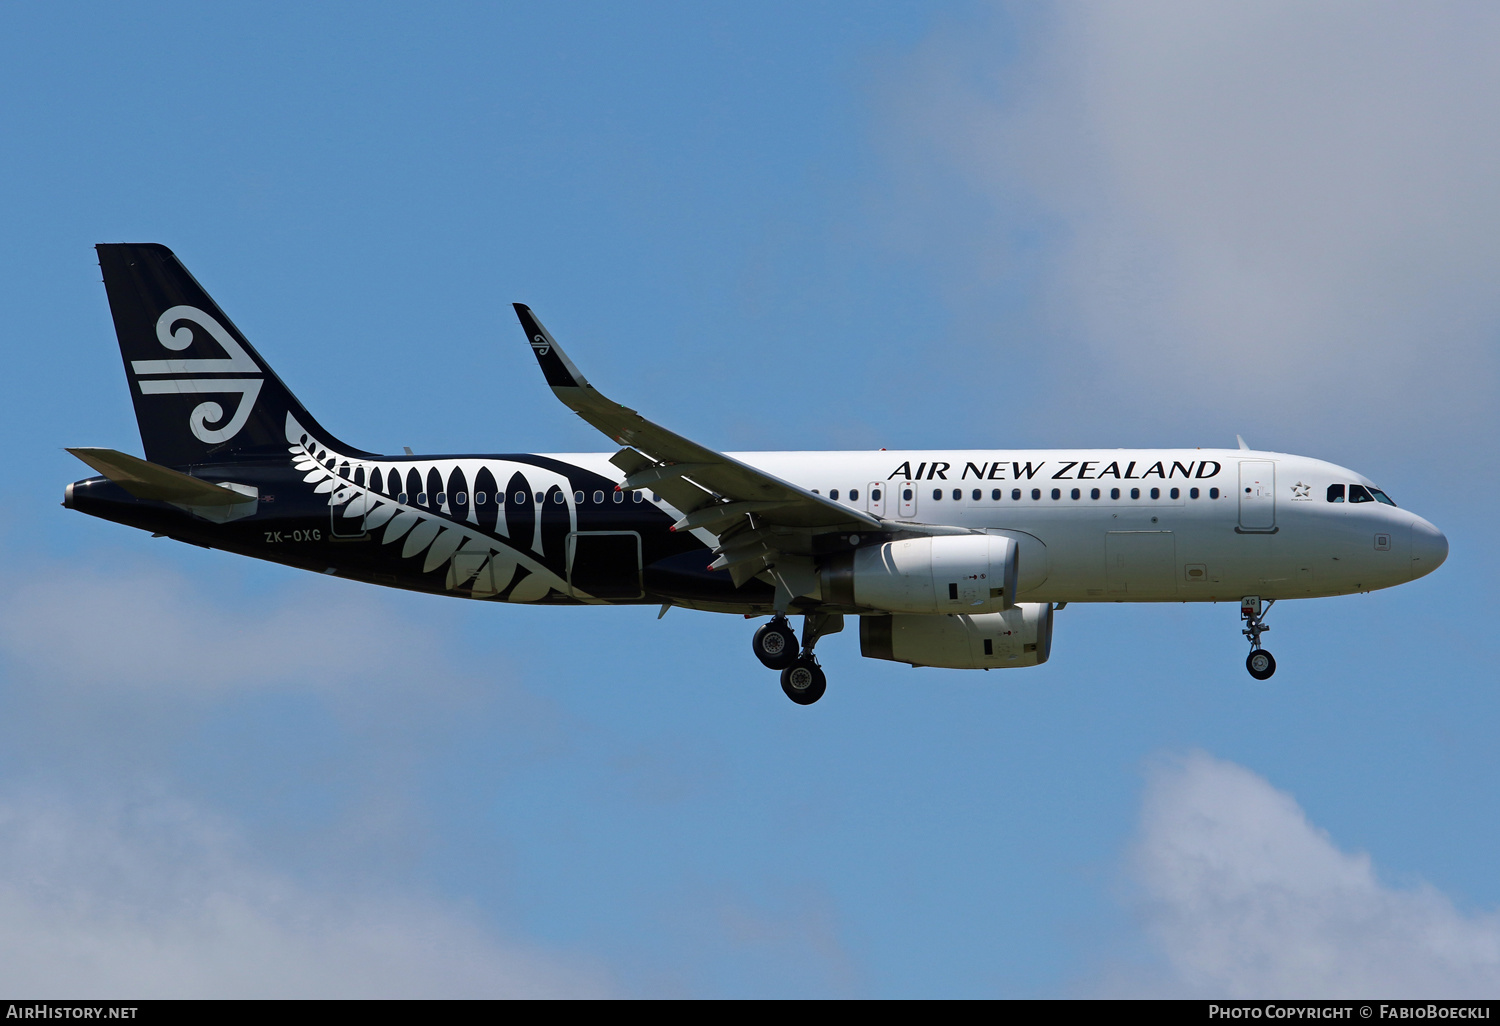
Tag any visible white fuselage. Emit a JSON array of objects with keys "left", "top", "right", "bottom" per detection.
[{"left": 546, "top": 447, "right": 1448, "bottom": 604}]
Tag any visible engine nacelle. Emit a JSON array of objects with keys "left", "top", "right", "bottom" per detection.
[
  {"left": 821, "top": 534, "right": 1018, "bottom": 614},
  {"left": 859, "top": 604, "right": 1054, "bottom": 669}
]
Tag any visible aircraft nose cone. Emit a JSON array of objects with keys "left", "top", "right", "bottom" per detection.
[{"left": 1410, "top": 518, "right": 1448, "bottom": 580}]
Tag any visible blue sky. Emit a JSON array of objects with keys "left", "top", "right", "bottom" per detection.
[{"left": 2, "top": 1, "right": 1498, "bottom": 997}]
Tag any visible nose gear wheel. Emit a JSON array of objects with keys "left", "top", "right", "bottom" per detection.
[
  {"left": 1246, "top": 649, "right": 1276, "bottom": 680},
  {"left": 1241, "top": 597, "right": 1277, "bottom": 680}
]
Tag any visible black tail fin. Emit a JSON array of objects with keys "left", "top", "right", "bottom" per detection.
[{"left": 96, "top": 243, "right": 371, "bottom": 467}]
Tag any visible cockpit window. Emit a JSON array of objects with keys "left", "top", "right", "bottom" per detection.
[
  {"left": 1327, "top": 484, "right": 1345, "bottom": 503},
  {"left": 1369, "top": 487, "right": 1397, "bottom": 507},
  {"left": 1348, "top": 484, "right": 1374, "bottom": 503}
]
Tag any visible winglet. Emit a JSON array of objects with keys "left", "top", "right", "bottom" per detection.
[
  {"left": 1236, "top": 434, "right": 1250, "bottom": 451},
  {"left": 513, "top": 304, "right": 590, "bottom": 391}
]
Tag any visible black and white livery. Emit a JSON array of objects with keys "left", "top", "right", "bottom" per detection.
[{"left": 66, "top": 244, "right": 1449, "bottom": 704}]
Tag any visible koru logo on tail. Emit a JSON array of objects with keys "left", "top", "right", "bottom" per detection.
[
  {"left": 130, "top": 306, "right": 263, "bottom": 443},
  {"left": 530, "top": 334, "right": 550, "bottom": 357}
]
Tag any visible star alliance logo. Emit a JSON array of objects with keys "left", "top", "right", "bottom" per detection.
[{"left": 1291, "top": 481, "right": 1311, "bottom": 500}]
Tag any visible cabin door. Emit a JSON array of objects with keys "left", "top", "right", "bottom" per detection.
[
  {"left": 330, "top": 462, "right": 369, "bottom": 537},
  {"left": 1238, "top": 460, "right": 1276, "bottom": 532}
]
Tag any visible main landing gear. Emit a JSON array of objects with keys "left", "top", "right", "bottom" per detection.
[
  {"left": 1241, "top": 596, "right": 1276, "bottom": 680},
  {"left": 752, "top": 613, "right": 841, "bottom": 705}
]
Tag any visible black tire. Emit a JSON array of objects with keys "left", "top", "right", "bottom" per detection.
[
  {"left": 753, "top": 619, "right": 799, "bottom": 670},
  {"left": 780, "top": 657, "right": 827, "bottom": 705},
  {"left": 1246, "top": 649, "right": 1277, "bottom": 680}
]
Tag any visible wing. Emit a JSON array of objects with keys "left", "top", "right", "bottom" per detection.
[{"left": 513, "top": 305, "right": 887, "bottom": 595}]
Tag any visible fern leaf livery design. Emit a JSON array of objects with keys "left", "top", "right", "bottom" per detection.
[{"left": 284, "top": 413, "right": 578, "bottom": 601}]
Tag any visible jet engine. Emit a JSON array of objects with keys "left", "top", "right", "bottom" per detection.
[
  {"left": 820, "top": 534, "right": 1019, "bottom": 614},
  {"left": 859, "top": 603, "right": 1054, "bottom": 669}
]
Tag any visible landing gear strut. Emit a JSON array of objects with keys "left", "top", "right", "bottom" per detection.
[
  {"left": 752, "top": 612, "right": 842, "bottom": 704},
  {"left": 1241, "top": 596, "right": 1276, "bottom": 680}
]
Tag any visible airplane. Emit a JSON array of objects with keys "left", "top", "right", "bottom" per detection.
[{"left": 64, "top": 244, "right": 1449, "bottom": 704}]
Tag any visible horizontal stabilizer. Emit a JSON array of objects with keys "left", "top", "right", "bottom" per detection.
[{"left": 66, "top": 447, "right": 246, "bottom": 506}]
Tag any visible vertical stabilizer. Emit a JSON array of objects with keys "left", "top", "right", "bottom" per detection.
[{"left": 96, "top": 243, "right": 370, "bottom": 467}]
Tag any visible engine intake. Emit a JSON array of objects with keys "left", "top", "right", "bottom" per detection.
[{"left": 860, "top": 604, "right": 1054, "bottom": 669}]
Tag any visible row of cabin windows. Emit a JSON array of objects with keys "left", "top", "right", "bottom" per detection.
[
  {"left": 1327, "top": 484, "right": 1397, "bottom": 506},
  {"left": 395, "top": 489, "right": 647, "bottom": 507},
  {"left": 818, "top": 485, "right": 1219, "bottom": 502}
]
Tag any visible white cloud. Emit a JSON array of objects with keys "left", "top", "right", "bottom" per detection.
[
  {"left": 885, "top": 2, "right": 1500, "bottom": 443},
  {"left": 0, "top": 545, "right": 597, "bottom": 996},
  {"left": 1126, "top": 751, "right": 1500, "bottom": 997},
  {"left": 0, "top": 556, "right": 435, "bottom": 694},
  {"left": 0, "top": 786, "right": 609, "bottom": 998}
]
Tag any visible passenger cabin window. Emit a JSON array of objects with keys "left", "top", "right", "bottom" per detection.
[
  {"left": 868, "top": 488, "right": 878, "bottom": 501},
  {"left": 972, "top": 489, "right": 982, "bottom": 501},
  {"left": 952, "top": 488, "right": 961, "bottom": 501},
  {"left": 1150, "top": 487, "right": 1160, "bottom": 499},
  {"left": 1051, "top": 488, "right": 1061, "bottom": 500},
  {"left": 1348, "top": 484, "right": 1374, "bottom": 503},
  {"left": 1070, "top": 488, "right": 1081, "bottom": 500},
  {"left": 1209, "top": 488, "right": 1220, "bottom": 499},
  {"left": 1090, "top": 488, "right": 1100, "bottom": 499},
  {"left": 1190, "top": 487, "right": 1200, "bottom": 499},
  {"left": 1130, "top": 487, "right": 1140, "bottom": 500},
  {"left": 850, "top": 489, "right": 860, "bottom": 501},
  {"left": 1170, "top": 487, "right": 1180, "bottom": 499},
  {"left": 991, "top": 489, "right": 1002, "bottom": 501},
  {"left": 932, "top": 488, "right": 942, "bottom": 501},
  {"left": 1031, "top": 488, "right": 1040, "bottom": 500},
  {"left": 1110, "top": 488, "right": 1120, "bottom": 499},
  {"left": 829, "top": 489, "right": 839, "bottom": 500},
  {"left": 1327, "top": 484, "right": 1345, "bottom": 503}
]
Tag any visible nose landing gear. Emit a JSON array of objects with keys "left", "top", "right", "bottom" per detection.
[
  {"left": 751, "top": 613, "right": 842, "bottom": 704},
  {"left": 1241, "top": 596, "right": 1276, "bottom": 680}
]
